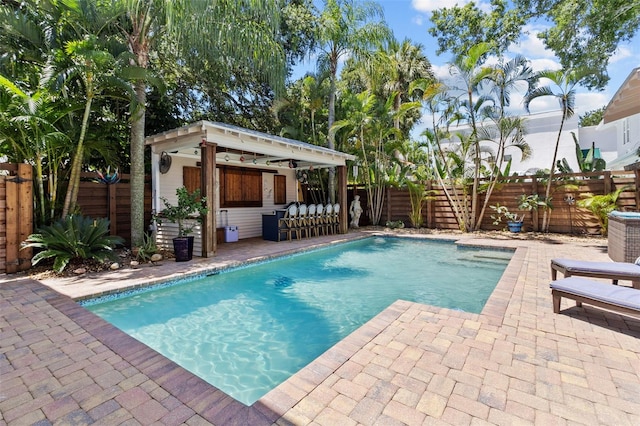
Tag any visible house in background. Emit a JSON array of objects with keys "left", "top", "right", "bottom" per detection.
[
  {"left": 591, "top": 67, "right": 640, "bottom": 171},
  {"left": 443, "top": 110, "right": 584, "bottom": 175},
  {"left": 441, "top": 68, "right": 640, "bottom": 174}
]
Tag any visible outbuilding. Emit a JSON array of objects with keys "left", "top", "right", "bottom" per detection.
[{"left": 145, "top": 121, "right": 356, "bottom": 257}]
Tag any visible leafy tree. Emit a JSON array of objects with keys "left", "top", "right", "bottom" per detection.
[
  {"left": 429, "top": 0, "right": 525, "bottom": 58},
  {"left": 0, "top": 77, "right": 69, "bottom": 225},
  {"left": 579, "top": 107, "right": 605, "bottom": 127},
  {"left": 315, "top": 0, "right": 389, "bottom": 203},
  {"left": 515, "top": 0, "right": 640, "bottom": 89},
  {"left": 116, "top": 0, "right": 287, "bottom": 247},
  {"left": 374, "top": 37, "right": 434, "bottom": 132},
  {"left": 524, "top": 68, "right": 591, "bottom": 232}
]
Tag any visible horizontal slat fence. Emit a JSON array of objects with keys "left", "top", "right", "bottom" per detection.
[
  {"left": 348, "top": 170, "right": 638, "bottom": 235},
  {"left": 76, "top": 172, "right": 152, "bottom": 246}
]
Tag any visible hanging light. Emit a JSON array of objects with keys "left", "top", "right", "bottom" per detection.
[
  {"left": 266, "top": 160, "right": 271, "bottom": 166},
  {"left": 225, "top": 154, "right": 230, "bottom": 162}
]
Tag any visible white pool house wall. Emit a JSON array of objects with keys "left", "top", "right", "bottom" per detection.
[{"left": 145, "top": 121, "right": 355, "bottom": 257}]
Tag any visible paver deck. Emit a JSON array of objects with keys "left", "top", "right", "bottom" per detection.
[{"left": 1, "top": 230, "right": 639, "bottom": 425}]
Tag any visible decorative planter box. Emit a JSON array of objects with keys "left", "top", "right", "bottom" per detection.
[{"left": 608, "top": 211, "right": 640, "bottom": 263}]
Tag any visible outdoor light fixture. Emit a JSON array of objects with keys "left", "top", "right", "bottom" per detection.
[
  {"left": 266, "top": 160, "right": 271, "bottom": 166},
  {"left": 225, "top": 154, "right": 230, "bottom": 162},
  {"left": 288, "top": 159, "right": 298, "bottom": 169}
]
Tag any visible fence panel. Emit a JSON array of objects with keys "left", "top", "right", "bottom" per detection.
[
  {"left": 376, "top": 170, "right": 638, "bottom": 234},
  {"left": 1, "top": 163, "right": 33, "bottom": 274},
  {"left": 76, "top": 172, "right": 151, "bottom": 246}
]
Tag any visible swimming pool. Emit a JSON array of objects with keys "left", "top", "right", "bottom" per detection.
[{"left": 84, "top": 236, "right": 511, "bottom": 405}]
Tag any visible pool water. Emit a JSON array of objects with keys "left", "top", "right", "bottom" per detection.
[{"left": 85, "top": 237, "right": 511, "bottom": 405}]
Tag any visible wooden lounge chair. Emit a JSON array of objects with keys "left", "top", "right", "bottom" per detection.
[
  {"left": 550, "top": 277, "right": 640, "bottom": 318},
  {"left": 550, "top": 258, "right": 640, "bottom": 289}
]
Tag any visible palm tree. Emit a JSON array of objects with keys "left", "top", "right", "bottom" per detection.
[
  {"left": 116, "top": 0, "right": 286, "bottom": 247},
  {"left": 376, "top": 37, "right": 434, "bottom": 132},
  {"left": 524, "top": 68, "right": 590, "bottom": 232},
  {"left": 316, "top": 0, "right": 388, "bottom": 203},
  {"left": 446, "top": 42, "right": 494, "bottom": 231},
  {"left": 473, "top": 55, "right": 535, "bottom": 228},
  {"left": 59, "top": 35, "right": 133, "bottom": 217},
  {"left": 0, "top": 76, "right": 68, "bottom": 225}
]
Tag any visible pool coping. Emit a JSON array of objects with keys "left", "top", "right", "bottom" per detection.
[{"left": 50, "top": 234, "right": 526, "bottom": 423}]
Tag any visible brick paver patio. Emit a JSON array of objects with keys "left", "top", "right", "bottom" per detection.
[{"left": 1, "top": 230, "right": 639, "bottom": 425}]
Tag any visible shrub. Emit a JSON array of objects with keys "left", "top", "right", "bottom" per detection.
[
  {"left": 21, "top": 215, "right": 124, "bottom": 272},
  {"left": 136, "top": 232, "right": 158, "bottom": 262}
]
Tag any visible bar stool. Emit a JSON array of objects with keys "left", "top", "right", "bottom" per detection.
[{"left": 278, "top": 204, "right": 297, "bottom": 241}]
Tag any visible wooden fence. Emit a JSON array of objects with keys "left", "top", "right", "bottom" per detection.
[
  {"left": 1, "top": 163, "right": 33, "bottom": 274},
  {"left": 76, "top": 172, "right": 152, "bottom": 246},
  {"left": 349, "top": 170, "right": 639, "bottom": 235}
]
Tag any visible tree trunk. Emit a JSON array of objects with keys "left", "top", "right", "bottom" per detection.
[
  {"left": 130, "top": 80, "right": 146, "bottom": 248},
  {"left": 542, "top": 110, "right": 567, "bottom": 232},
  {"left": 327, "top": 64, "right": 337, "bottom": 204},
  {"left": 62, "top": 89, "right": 93, "bottom": 217}
]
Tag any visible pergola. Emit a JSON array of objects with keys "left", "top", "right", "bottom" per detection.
[{"left": 145, "top": 121, "right": 356, "bottom": 257}]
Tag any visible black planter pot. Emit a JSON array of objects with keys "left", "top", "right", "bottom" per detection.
[{"left": 173, "top": 236, "right": 194, "bottom": 262}]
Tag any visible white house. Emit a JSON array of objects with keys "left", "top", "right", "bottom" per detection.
[
  {"left": 443, "top": 110, "right": 582, "bottom": 175},
  {"left": 145, "top": 121, "right": 355, "bottom": 257},
  {"left": 590, "top": 67, "right": 640, "bottom": 170}
]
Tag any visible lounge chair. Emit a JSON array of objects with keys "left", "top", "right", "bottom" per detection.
[
  {"left": 550, "top": 258, "right": 640, "bottom": 289},
  {"left": 550, "top": 277, "right": 640, "bottom": 317}
]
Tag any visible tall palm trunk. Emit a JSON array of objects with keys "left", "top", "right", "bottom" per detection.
[
  {"left": 542, "top": 108, "right": 567, "bottom": 232},
  {"left": 130, "top": 79, "right": 146, "bottom": 247},
  {"left": 62, "top": 79, "right": 94, "bottom": 217},
  {"left": 327, "top": 65, "right": 337, "bottom": 204}
]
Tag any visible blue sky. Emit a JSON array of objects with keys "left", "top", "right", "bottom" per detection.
[{"left": 295, "top": 0, "right": 640, "bottom": 118}]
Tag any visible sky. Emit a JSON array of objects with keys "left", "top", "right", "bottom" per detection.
[{"left": 294, "top": 0, "right": 640, "bottom": 121}]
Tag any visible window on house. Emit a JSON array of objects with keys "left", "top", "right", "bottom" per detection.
[
  {"left": 219, "top": 166, "right": 262, "bottom": 207},
  {"left": 274, "top": 175, "right": 286, "bottom": 204},
  {"left": 623, "top": 118, "right": 630, "bottom": 145}
]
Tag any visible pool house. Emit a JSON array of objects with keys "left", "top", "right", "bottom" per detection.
[{"left": 145, "top": 121, "right": 356, "bottom": 257}]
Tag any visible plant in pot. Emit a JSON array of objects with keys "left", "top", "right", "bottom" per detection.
[
  {"left": 490, "top": 203, "right": 523, "bottom": 233},
  {"left": 155, "top": 187, "right": 208, "bottom": 261}
]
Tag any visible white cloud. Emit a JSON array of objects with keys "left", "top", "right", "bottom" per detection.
[
  {"left": 510, "top": 25, "right": 556, "bottom": 60},
  {"left": 412, "top": 0, "right": 471, "bottom": 13},
  {"left": 529, "top": 58, "right": 561, "bottom": 73},
  {"left": 411, "top": 15, "right": 424, "bottom": 26},
  {"left": 610, "top": 46, "right": 633, "bottom": 64},
  {"left": 574, "top": 92, "right": 609, "bottom": 115}
]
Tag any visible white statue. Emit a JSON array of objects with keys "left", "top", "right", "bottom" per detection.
[{"left": 349, "top": 195, "right": 363, "bottom": 228}]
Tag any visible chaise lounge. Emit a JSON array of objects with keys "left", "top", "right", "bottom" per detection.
[
  {"left": 550, "top": 277, "right": 640, "bottom": 317},
  {"left": 550, "top": 258, "right": 640, "bottom": 289}
]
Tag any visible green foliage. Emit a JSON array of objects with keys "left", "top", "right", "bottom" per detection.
[
  {"left": 516, "top": 0, "right": 640, "bottom": 89},
  {"left": 135, "top": 232, "right": 158, "bottom": 262},
  {"left": 579, "top": 107, "right": 605, "bottom": 127},
  {"left": 385, "top": 220, "right": 405, "bottom": 229},
  {"left": 556, "top": 132, "right": 606, "bottom": 174},
  {"left": 577, "top": 186, "right": 629, "bottom": 236},
  {"left": 490, "top": 203, "right": 522, "bottom": 226},
  {"left": 429, "top": 0, "right": 525, "bottom": 57},
  {"left": 21, "top": 215, "right": 124, "bottom": 273},
  {"left": 155, "top": 187, "right": 209, "bottom": 237}
]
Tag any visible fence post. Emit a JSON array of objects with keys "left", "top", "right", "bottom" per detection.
[
  {"left": 530, "top": 176, "right": 539, "bottom": 232},
  {"left": 603, "top": 171, "right": 612, "bottom": 194},
  {"left": 426, "top": 180, "right": 434, "bottom": 228},
  {"left": 108, "top": 182, "right": 117, "bottom": 236}
]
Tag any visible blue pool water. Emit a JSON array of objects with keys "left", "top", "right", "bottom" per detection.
[{"left": 84, "top": 237, "right": 511, "bottom": 405}]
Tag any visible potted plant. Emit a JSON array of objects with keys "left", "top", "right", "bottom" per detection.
[
  {"left": 155, "top": 187, "right": 208, "bottom": 261},
  {"left": 490, "top": 203, "right": 523, "bottom": 233}
]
